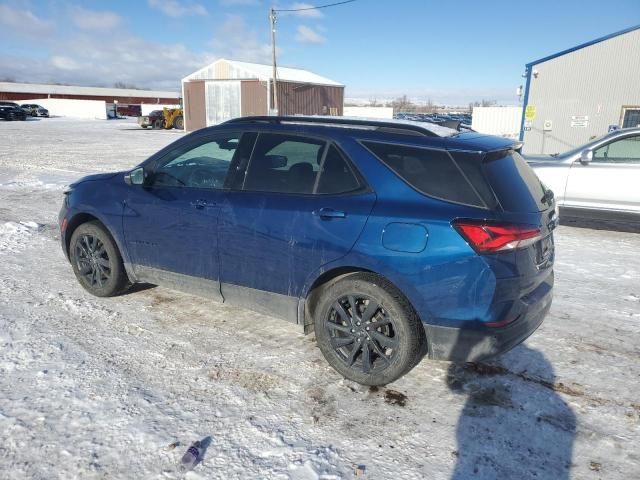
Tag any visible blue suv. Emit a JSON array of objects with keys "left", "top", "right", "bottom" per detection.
[{"left": 60, "top": 116, "right": 556, "bottom": 385}]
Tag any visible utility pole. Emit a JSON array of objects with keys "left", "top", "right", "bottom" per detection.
[
  {"left": 268, "top": 1, "right": 355, "bottom": 116},
  {"left": 270, "top": 8, "right": 278, "bottom": 115}
]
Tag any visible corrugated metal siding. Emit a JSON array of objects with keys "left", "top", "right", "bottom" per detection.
[
  {"left": 0, "top": 92, "right": 178, "bottom": 103},
  {"left": 184, "top": 81, "right": 206, "bottom": 132},
  {"left": 275, "top": 81, "right": 344, "bottom": 116},
  {"left": 472, "top": 106, "right": 523, "bottom": 138},
  {"left": 522, "top": 28, "right": 640, "bottom": 154},
  {"left": 240, "top": 80, "right": 268, "bottom": 116}
]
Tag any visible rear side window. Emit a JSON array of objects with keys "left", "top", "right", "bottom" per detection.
[
  {"left": 316, "top": 145, "right": 362, "bottom": 194},
  {"left": 244, "top": 134, "right": 324, "bottom": 194},
  {"left": 243, "top": 133, "right": 362, "bottom": 195},
  {"left": 363, "top": 142, "right": 485, "bottom": 208},
  {"left": 482, "top": 150, "right": 549, "bottom": 212}
]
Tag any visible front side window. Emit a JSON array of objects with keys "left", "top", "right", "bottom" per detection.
[
  {"left": 593, "top": 136, "right": 640, "bottom": 163},
  {"left": 150, "top": 135, "right": 240, "bottom": 189}
]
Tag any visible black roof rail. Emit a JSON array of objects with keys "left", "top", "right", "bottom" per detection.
[{"left": 222, "top": 115, "right": 440, "bottom": 137}]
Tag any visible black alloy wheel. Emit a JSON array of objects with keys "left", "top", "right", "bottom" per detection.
[
  {"left": 326, "top": 294, "right": 398, "bottom": 374},
  {"left": 69, "top": 221, "right": 129, "bottom": 297},
  {"left": 74, "top": 234, "right": 112, "bottom": 288},
  {"left": 314, "top": 273, "right": 426, "bottom": 386}
]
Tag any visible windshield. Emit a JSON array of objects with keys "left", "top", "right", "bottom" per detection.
[{"left": 553, "top": 131, "right": 619, "bottom": 157}]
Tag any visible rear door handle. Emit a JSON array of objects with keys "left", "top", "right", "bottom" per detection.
[
  {"left": 190, "top": 200, "right": 217, "bottom": 210},
  {"left": 313, "top": 207, "right": 346, "bottom": 219}
]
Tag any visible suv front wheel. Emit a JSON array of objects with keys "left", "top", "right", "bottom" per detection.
[
  {"left": 69, "top": 221, "right": 129, "bottom": 297},
  {"left": 314, "top": 273, "right": 426, "bottom": 386}
]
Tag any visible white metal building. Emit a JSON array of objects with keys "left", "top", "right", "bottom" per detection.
[
  {"left": 520, "top": 25, "right": 640, "bottom": 154},
  {"left": 472, "top": 106, "right": 523, "bottom": 138},
  {"left": 181, "top": 59, "right": 344, "bottom": 131}
]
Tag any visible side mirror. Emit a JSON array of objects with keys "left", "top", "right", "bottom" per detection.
[
  {"left": 124, "top": 167, "right": 145, "bottom": 186},
  {"left": 579, "top": 149, "right": 593, "bottom": 165}
]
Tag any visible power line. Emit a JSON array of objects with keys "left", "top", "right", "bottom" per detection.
[
  {"left": 274, "top": 0, "right": 356, "bottom": 14},
  {"left": 269, "top": 0, "right": 355, "bottom": 114}
]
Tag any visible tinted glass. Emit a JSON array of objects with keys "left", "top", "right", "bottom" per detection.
[
  {"left": 243, "top": 133, "right": 325, "bottom": 194},
  {"left": 593, "top": 135, "right": 640, "bottom": 163},
  {"left": 363, "top": 142, "right": 484, "bottom": 207},
  {"left": 151, "top": 135, "right": 240, "bottom": 189},
  {"left": 452, "top": 152, "right": 499, "bottom": 210},
  {"left": 316, "top": 145, "right": 361, "bottom": 194},
  {"left": 483, "top": 150, "right": 549, "bottom": 212}
]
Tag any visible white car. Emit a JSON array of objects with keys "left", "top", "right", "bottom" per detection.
[{"left": 525, "top": 128, "right": 640, "bottom": 221}]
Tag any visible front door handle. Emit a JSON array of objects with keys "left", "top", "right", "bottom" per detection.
[
  {"left": 190, "top": 200, "right": 217, "bottom": 210},
  {"left": 313, "top": 207, "right": 346, "bottom": 219}
]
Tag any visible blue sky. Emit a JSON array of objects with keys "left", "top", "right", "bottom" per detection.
[{"left": 0, "top": 0, "right": 638, "bottom": 105}]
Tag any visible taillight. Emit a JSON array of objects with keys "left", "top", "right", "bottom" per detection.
[{"left": 453, "top": 220, "right": 542, "bottom": 254}]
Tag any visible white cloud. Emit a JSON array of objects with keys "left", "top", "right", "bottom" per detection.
[
  {"left": 147, "top": 0, "right": 208, "bottom": 17},
  {"left": 211, "top": 15, "right": 274, "bottom": 63},
  {"left": 51, "top": 56, "right": 81, "bottom": 71},
  {"left": 0, "top": 32, "right": 212, "bottom": 90},
  {"left": 70, "top": 6, "right": 122, "bottom": 31},
  {"left": 0, "top": 4, "right": 53, "bottom": 37},
  {"left": 287, "top": 3, "right": 323, "bottom": 18},
  {"left": 295, "top": 25, "right": 325, "bottom": 44}
]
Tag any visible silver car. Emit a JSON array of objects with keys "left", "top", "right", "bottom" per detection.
[{"left": 525, "top": 128, "right": 640, "bottom": 220}]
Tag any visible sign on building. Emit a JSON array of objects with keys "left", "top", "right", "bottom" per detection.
[{"left": 570, "top": 115, "right": 589, "bottom": 128}]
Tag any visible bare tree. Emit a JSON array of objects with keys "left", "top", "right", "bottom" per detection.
[{"left": 113, "top": 81, "right": 139, "bottom": 90}]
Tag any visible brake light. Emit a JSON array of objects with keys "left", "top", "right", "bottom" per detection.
[{"left": 453, "top": 220, "right": 541, "bottom": 254}]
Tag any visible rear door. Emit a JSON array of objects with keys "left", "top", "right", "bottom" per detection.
[
  {"left": 564, "top": 134, "right": 640, "bottom": 212},
  {"left": 218, "top": 132, "right": 376, "bottom": 320}
]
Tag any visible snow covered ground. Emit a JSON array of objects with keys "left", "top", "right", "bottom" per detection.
[{"left": 0, "top": 118, "right": 638, "bottom": 479}]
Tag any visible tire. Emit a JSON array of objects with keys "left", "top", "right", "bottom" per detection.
[
  {"left": 152, "top": 119, "right": 163, "bottom": 129},
  {"left": 69, "top": 221, "right": 129, "bottom": 297},
  {"left": 314, "top": 273, "right": 426, "bottom": 386},
  {"left": 141, "top": 125, "right": 148, "bottom": 129},
  {"left": 172, "top": 115, "right": 184, "bottom": 130}
]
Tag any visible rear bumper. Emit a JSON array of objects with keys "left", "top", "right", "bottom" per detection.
[{"left": 425, "top": 271, "right": 553, "bottom": 362}]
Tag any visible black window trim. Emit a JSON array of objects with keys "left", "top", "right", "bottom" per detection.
[
  {"left": 232, "top": 130, "right": 371, "bottom": 197},
  {"left": 359, "top": 139, "right": 490, "bottom": 210}
]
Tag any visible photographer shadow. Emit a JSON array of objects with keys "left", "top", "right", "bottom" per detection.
[{"left": 447, "top": 341, "right": 576, "bottom": 479}]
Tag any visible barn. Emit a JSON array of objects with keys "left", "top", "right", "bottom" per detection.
[
  {"left": 0, "top": 82, "right": 180, "bottom": 119},
  {"left": 182, "top": 59, "right": 344, "bottom": 131},
  {"left": 520, "top": 24, "right": 640, "bottom": 154}
]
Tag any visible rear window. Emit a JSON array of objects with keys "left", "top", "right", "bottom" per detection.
[
  {"left": 482, "top": 150, "right": 549, "bottom": 212},
  {"left": 362, "top": 142, "right": 486, "bottom": 208}
]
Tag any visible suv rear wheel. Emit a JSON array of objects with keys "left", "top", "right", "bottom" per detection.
[
  {"left": 69, "top": 221, "right": 129, "bottom": 297},
  {"left": 314, "top": 273, "right": 426, "bottom": 385}
]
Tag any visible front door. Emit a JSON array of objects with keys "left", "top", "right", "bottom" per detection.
[
  {"left": 123, "top": 132, "right": 246, "bottom": 298},
  {"left": 218, "top": 132, "right": 376, "bottom": 321},
  {"left": 565, "top": 134, "right": 640, "bottom": 212}
]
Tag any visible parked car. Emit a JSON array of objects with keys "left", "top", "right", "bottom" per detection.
[
  {"left": 138, "top": 110, "right": 166, "bottom": 129},
  {"left": 59, "top": 116, "right": 556, "bottom": 385},
  {"left": 20, "top": 103, "right": 49, "bottom": 117},
  {"left": 0, "top": 101, "right": 28, "bottom": 121},
  {"left": 526, "top": 128, "right": 640, "bottom": 218}
]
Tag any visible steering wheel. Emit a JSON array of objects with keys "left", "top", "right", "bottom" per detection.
[{"left": 187, "top": 168, "right": 221, "bottom": 189}]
